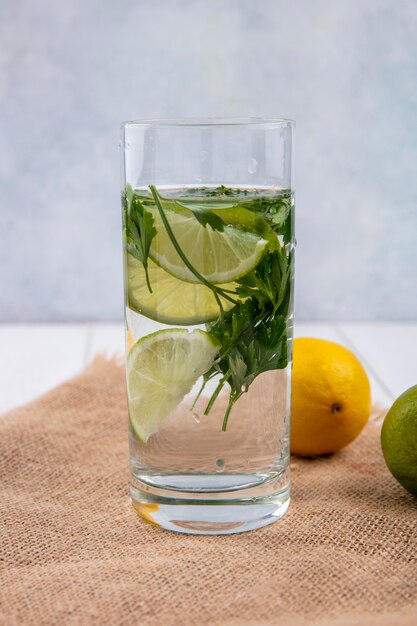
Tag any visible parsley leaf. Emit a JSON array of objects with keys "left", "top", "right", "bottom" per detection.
[
  {"left": 122, "top": 184, "right": 157, "bottom": 292},
  {"left": 203, "top": 297, "right": 289, "bottom": 430},
  {"left": 237, "top": 247, "right": 294, "bottom": 316},
  {"left": 244, "top": 193, "right": 293, "bottom": 243},
  {"left": 175, "top": 201, "right": 224, "bottom": 231}
]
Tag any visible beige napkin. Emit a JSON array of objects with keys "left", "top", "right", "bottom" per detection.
[{"left": 0, "top": 358, "right": 416, "bottom": 626}]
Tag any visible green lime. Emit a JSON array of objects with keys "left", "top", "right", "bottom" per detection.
[
  {"left": 381, "top": 385, "right": 417, "bottom": 497},
  {"left": 126, "top": 254, "right": 238, "bottom": 325},
  {"left": 127, "top": 328, "right": 220, "bottom": 443},
  {"left": 147, "top": 205, "right": 269, "bottom": 284}
]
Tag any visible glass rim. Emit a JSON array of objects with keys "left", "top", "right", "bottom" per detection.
[{"left": 121, "top": 116, "right": 295, "bottom": 130}]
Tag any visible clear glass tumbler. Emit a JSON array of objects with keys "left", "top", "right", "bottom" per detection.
[{"left": 120, "top": 118, "right": 295, "bottom": 534}]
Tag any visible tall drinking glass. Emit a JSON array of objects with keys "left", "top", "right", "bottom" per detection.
[{"left": 120, "top": 118, "right": 295, "bottom": 534}]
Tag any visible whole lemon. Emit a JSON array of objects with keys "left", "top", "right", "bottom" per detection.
[
  {"left": 291, "top": 338, "right": 371, "bottom": 456},
  {"left": 381, "top": 385, "right": 417, "bottom": 497}
]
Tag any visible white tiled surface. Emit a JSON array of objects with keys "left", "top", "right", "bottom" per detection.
[{"left": 0, "top": 323, "right": 416, "bottom": 414}]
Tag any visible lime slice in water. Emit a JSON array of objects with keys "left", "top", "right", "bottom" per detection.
[
  {"left": 147, "top": 206, "right": 269, "bottom": 284},
  {"left": 127, "top": 328, "right": 220, "bottom": 442},
  {"left": 127, "top": 254, "right": 238, "bottom": 325}
]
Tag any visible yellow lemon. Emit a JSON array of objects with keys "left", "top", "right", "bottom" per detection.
[{"left": 291, "top": 338, "right": 371, "bottom": 456}]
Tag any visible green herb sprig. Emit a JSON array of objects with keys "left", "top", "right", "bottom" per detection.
[
  {"left": 122, "top": 184, "right": 156, "bottom": 292},
  {"left": 124, "top": 184, "right": 293, "bottom": 430},
  {"left": 244, "top": 194, "right": 293, "bottom": 244},
  {"left": 203, "top": 299, "right": 288, "bottom": 430}
]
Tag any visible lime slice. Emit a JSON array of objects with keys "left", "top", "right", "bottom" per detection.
[
  {"left": 127, "top": 329, "right": 220, "bottom": 442},
  {"left": 127, "top": 253, "right": 237, "bottom": 325},
  {"left": 147, "top": 205, "right": 269, "bottom": 284}
]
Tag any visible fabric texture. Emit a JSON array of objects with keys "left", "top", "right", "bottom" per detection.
[{"left": 0, "top": 358, "right": 416, "bottom": 626}]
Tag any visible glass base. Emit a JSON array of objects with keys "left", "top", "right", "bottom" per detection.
[{"left": 130, "top": 481, "right": 290, "bottom": 535}]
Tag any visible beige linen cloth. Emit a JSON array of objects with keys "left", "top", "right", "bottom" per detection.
[{"left": 0, "top": 358, "right": 416, "bottom": 626}]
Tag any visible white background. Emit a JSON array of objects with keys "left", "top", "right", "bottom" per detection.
[{"left": 1, "top": 0, "right": 416, "bottom": 322}]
